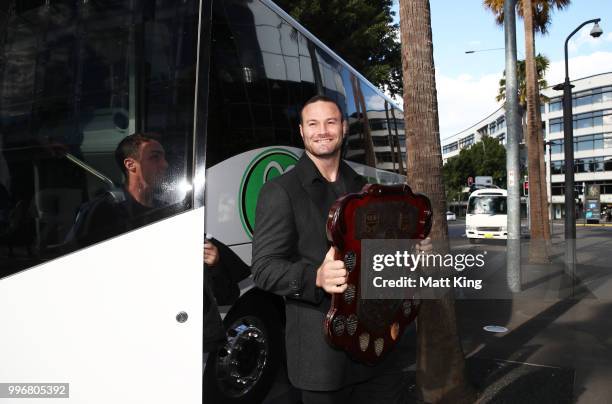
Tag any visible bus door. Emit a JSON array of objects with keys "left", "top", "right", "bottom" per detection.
[{"left": 0, "top": 1, "right": 210, "bottom": 402}]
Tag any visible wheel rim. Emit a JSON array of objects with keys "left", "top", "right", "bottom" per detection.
[{"left": 214, "top": 315, "right": 269, "bottom": 398}]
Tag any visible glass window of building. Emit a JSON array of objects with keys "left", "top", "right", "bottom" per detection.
[
  {"left": 550, "top": 117, "right": 563, "bottom": 133},
  {"left": 551, "top": 160, "right": 564, "bottom": 174},
  {"left": 551, "top": 184, "right": 564, "bottom": 195},
  {"left": 605, "top": 133, "right": 612, "bottom": 149},
  {"left": 571, "top": 86, "right": 612, "bottom": 108},
  {"left": 549, "top": 98, "right": 563, "bottom": 112},
  {"left": 443, "top": 142, "right": 458, "bottom": 154},
  {"left": 459, "top": 134, "right": 474, "bottom": 149},
  {"left": 550, "top": 140, "right": 563, "bottom": 154}
]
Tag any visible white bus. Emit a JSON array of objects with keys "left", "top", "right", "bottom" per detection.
[
  {"left": 0, "top": 1, "right": 406, "bottom": 403},
  {"left": 465, "top": 188, "right": 508, "bottom": 242}
]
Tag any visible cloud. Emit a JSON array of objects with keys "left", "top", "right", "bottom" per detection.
[
  {"left": 568, "top": 28, "right": 611, "bottom": 53},
  {"left": 436, "top": 71, "right": 502, "bottom": 139},
  {"left": 545, "top": 51, "right": 612, "bottom": 86},
  {"left": 366, "top": 94, "right": 387, "bottom": 111},
  {"left": 435, "top": 51, "right": 612, "bottom": 141}
]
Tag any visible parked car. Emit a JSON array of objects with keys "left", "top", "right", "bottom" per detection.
[{"left": 446, "top": 211, "right": 457, "bottom": 221}]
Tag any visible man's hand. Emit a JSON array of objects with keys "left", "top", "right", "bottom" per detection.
[
  {"left": 316, "top": 246, "right": 348, "bottom": 294},
  {"left": 204, "top": 240, "right": 220, "bottom": 267},
  {"left": 415, "top": 237, "right": 433, "bottom": 253}
]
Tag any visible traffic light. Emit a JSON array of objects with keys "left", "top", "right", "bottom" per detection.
[{"left": 523, "top": 180, "right": 529, "bottom": 196}]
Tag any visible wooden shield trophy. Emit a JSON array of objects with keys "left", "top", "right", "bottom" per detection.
[{"left": 324, "top": 183, "right": 432, "bottom": 364}]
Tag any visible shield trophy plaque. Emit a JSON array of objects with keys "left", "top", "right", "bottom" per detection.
[{"left": 324, "top": 183, "right": 432, "bottom": 364}]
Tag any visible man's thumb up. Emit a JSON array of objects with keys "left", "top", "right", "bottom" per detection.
[{"left": 325, "top": 246, "right": 337, "bottom": 262}]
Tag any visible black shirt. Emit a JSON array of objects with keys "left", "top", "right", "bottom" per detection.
[{"left": 70, "top": 189, "right": 181, "bottom": 248}]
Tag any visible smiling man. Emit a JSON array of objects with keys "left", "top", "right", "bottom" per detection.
[
  {"left": 300, "top": 97, "right": 345, "bottom": 164},
  {"left": 251, "top": 95, "right": 412, "bottom": 403}
]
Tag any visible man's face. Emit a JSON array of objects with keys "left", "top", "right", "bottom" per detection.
[
  {"left": 127, "top": 140, "right": 168, "bottom": 189},
  {"left": 299, "top": 101, "right": 345, "bottom": 159}
]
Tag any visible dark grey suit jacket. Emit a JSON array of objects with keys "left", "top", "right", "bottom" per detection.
[{"left": 251, "top": 155, "right": 400, "bottom": 391}]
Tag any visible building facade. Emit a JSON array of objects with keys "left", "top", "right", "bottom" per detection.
[{"left": 441, "top": 71, "right": 612, "bottom": 220}]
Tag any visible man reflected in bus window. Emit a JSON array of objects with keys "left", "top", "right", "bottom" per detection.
[
  {"left": 118, "top": 133, "right": 169, "bottom": 209},
  {"left": 251, "top": 95, "right": 431, "bottom": 404},
  {"left": 68, "top": 133, "right": 171, "bottom": 248}
]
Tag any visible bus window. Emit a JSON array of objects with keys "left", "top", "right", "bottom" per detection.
[
  {"left": 362, "top": 85, "right": 400, "bottom": 173},
  {"left": 390, "top": 106, "right": 406, "bottom": 175},
  {"left": 206, "top": 0, "right": 315, "bottom": 169},
  {"left": 0, "top": 0, "right": 200, "bottom": 278},
  {"left": 468, "top": 195, "right": 508, "bottom": 215},
  {"left": 342, "top": 71, "right": 368, "bottom": 166}
]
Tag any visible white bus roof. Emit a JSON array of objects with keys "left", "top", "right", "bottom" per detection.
[{"left": 469, "top": 188, "right": 507, "bottom": 197}]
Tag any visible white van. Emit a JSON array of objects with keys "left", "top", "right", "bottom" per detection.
[{"left": 466, "top": 188, "right": 508, "bottom": 242}]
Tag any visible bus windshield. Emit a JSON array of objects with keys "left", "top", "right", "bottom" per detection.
[{"left": 468, "top": 195, "right": 507, "bottom": 215}]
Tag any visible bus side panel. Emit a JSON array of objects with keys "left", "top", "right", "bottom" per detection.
[{"left": 0, "top": 208, "right": 204, "bottom": 403}]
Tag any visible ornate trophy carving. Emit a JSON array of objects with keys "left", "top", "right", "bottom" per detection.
[{"left": 324, "top": 183, "right": 432, "bottom": 364}]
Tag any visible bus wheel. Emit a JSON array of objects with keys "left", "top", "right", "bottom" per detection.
[
  {"left": 469, "top": 238, "right": 478, "bottom": 244},
  {"left": 204, "top": 301, "right": 283, "bottom": 403}
]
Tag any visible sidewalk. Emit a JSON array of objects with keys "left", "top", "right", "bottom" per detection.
[
  {"left": 551, "top": 218, "right": 612, "bottom": 227},
  {"left": 453, "top": 232, "right": 612, "bottom": 403}
]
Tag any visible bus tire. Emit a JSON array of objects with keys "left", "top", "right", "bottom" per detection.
[
  {"left": 469, "top": 238, "right": 477, "bottom": 244},
  {"left": 204, "top": 298, "right": 283, "bottom": 404}
]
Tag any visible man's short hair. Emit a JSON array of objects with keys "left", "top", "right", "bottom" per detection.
[
  {"left": 300, "top": 95, "right": 344, "bottom": 123},
  {"left": 115, "top": 133, "right": 161, "bottom": 177}
]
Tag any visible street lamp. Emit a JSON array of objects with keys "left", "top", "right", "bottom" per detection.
[
  {"left": 464, "top": 47, "right": 505, "bottom": 54},
  {"left": 552, "top": 18, "right": 603, "bottom": 282}
]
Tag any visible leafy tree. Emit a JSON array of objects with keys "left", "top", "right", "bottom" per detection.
[
  {"left": 443, "top": 136, "right": 507, "bottom": 201},
  {"left": 275, "top": 0, "right": 403, "bottom": 96},
  {"left": 496, "top": 54, "right": 550, "bottom": 106},
  {"left": 484, "top": 0, "right": 571, "bottom": 34}
]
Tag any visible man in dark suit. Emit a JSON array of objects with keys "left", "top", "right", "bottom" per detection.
[{"left": 252, "top": 95, "right": 423, "bottom": 403}]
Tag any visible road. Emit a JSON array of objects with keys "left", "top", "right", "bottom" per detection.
[{"left": 447, "top": 218, "right": 466, "bottom": 238}]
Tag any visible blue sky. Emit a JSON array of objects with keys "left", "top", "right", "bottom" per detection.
[{"left": 391, "top": 1, "right": 612, "bottom": 139}]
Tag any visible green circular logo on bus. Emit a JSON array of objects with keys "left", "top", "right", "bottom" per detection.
[{"left": 239, "top": 148, "right": 299, "bottom": 238}]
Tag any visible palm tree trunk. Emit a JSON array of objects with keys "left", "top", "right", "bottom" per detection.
[
  {"left": 529, "top": 15, "right": 551, "bottom": 242},
  {"left": 524, "top": 0, "right": 550, "bottom": 261},
  {"left": 535, "top": 99, "right": 551, "bottom": 240},
  {"left": 399, "top": 1, "right": 474, "bottom": 402}
]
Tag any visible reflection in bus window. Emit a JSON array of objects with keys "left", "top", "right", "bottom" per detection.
[
  {"left": 67, "top": 133, "right": 187, "bottom": 249},
  {"left": 206, "top": 0, "right": 316, "bottom": 168},
  {"left": 468, "top": 196, "right": 507, "bottom": 215},
  {"left": 0, "top": 1, "right": 199, "bottom": 278}
]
